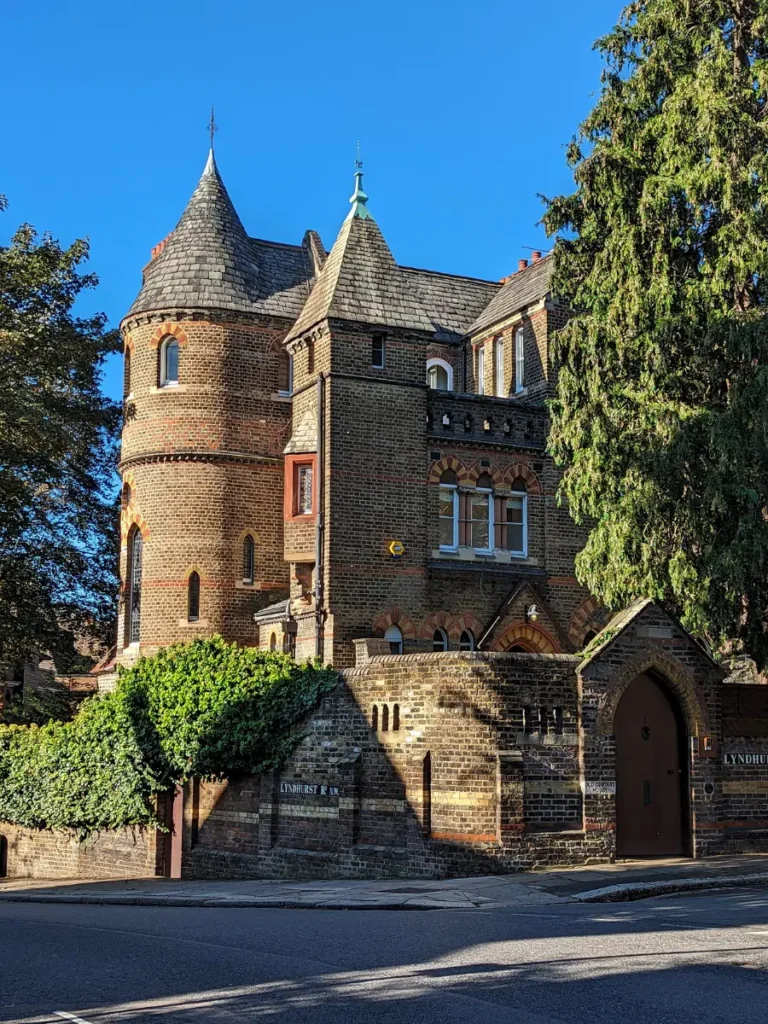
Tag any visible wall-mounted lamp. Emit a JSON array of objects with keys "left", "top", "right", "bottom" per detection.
[{"left": 526, "top": 604, "right": 539, "bottom": 623}]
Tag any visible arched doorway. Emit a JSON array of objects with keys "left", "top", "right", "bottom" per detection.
[{"left": 615, "top": 673, "right": 689, "bottom": 857}]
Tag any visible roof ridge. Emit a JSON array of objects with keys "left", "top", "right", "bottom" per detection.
[
  {"left": 249, "top": 236, "right": 305, "bottom": 251},
  {"left": 400, "top": 264, "right": 501, "bottom": 286}
]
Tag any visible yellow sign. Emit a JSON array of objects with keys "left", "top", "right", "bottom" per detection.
[{"left": 388, "top": 539, "right": 405, "bottom": 558}]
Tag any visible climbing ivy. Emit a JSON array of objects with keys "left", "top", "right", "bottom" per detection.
[{"left": 0, "top": 637, "right": 336, "bottom": 837}]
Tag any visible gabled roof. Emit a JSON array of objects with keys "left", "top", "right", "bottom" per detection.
[
  {"left": 285, "top": 170, "right": 436, "bottom": 342},
  {"left": 468, "top": 255, "right": 554, "bottom": 336},
  {"left": 578, "top": 598, "right": 720, "bottom": 670}
]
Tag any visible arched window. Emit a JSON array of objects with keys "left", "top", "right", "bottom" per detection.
[
  {"left": 432, "top": 628, "right": 448, "bottom": 652},
  {"left": 459, "top": 629, "right": 475, "bottom": 651},
  {"left": 384, "top": 624, "right": 403, "bottom": 655},
  {"left": 278, "top": 350, "right": 292, "bottom": 395},
  {"left": 372, "top": 705, "right": 379, "bottom": 731},
  {"left": 426, "top": 358, "right": 453, "bottom": 391},
  {"left": 539, "top": 706, "right": 548, "bottom": 735},
  {"left": 438, "top": 469, "right": 458, "bottom": 550},
  {"left": 242, "top": 535, "right": 255, "bottom": 584},
  {"left": 187, "top": 571, "right": 200, "bottom": 622},
  {"left": 504, "top": 478, "right": 528, "bottom": 556},
  {"left": 514, "top": 327, "right": 525, "bottom": 393},
  {"left": 554, "top": 707, "right": 564, "bottom": 735},
  {"left": 470, "top": 472, "right": 494, "bottom": 552},
  {"left": 159, "top": 337, "right": 179, "bottom": 387},
  {"left": 124, "top": 347, "right": 132, "bottom": 398},
  {"left": 269, "top": 632, "right": 277, "bottom": 651},
  {"left": 393, "top": 704, "right": 400, "bottom": 731},
  {"left": 127, "top": 526, "right": 143, "bottom": 644},
  {"left": 307, "top": 340, "right": 315, "bottom": 375},
  {"left": 382, "top": 704, "right": 390, "bottom": 731}
]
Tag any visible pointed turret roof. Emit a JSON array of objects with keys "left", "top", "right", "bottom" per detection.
[
  {"left": 285, "top": 165, "right": 434, "bottom": 341},
  {"left": 126, "top": 150, "right": 262, "bottom": 318}
]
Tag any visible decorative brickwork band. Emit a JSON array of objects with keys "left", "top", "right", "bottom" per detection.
[
  {"left": 494, "top": 621, "right": 560, "bottom": 653},
  {"left": 372, "top": 607, "right": 416, "bottom": 640},
  {"left": 149, "top": 323, "right": 190, "bottom": 349}
]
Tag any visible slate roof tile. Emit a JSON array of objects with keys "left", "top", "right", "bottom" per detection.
[{"left": 468, "top": 256, "right": 554, "bottom": 336}]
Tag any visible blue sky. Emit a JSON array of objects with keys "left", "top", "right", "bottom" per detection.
[{"left": 2, "top": 0, "right": 620, "bottom": 402}]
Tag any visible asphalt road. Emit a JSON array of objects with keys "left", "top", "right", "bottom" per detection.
[{"left": 2, "top": 888, "right": 768, "bottom": 1023}]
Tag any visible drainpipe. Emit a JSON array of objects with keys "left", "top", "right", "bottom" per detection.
[{"left": 314, "top": 374, "right": 325, "bottom": 661}]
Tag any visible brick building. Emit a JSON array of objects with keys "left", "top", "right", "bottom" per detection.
[{"left": 7, "top": 148, "right": 762, "bottom": 881}]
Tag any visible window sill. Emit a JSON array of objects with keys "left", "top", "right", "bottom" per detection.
[
  {"left": 150, "top": 384, "right": 188, "bottom": 395},
  {"left": 178, "top": 618, "right": 210, "bottom": 628},
  {"left": 273, "top": 392, "right": 293, "bottom": 402},
  {"left": 235, "top": 580, "right": 264, "bottom": 590}
]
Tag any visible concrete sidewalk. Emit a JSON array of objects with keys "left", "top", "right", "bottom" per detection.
[{"left": 2, "top": 854, "right": 768, "bottom": 909}]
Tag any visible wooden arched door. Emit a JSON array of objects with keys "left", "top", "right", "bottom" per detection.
[{"left": 615, "top": 673, "right": 688, "bottom": 857}]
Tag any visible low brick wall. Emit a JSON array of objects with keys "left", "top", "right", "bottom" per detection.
[{"left": 0, "top": 822, "right": 163, "bottom": 880}]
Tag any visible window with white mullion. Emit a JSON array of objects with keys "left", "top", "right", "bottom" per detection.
[
  {"left": 514, "top": 328, "right": 525, "bottom": 393},
  {"left": 439, "top": 485, "right": 458, "bottom": 550},
  {"left": 470, "top": 489, "right": 493, "bottom": 552},
  {"left": 505, "top": 493, "right": 528, "bottom": 556},
  {"left": 495, "top": 336, "right": 505, "bottom": 397}
]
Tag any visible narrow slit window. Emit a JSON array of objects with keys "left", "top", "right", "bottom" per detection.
[
  {"left": 242, "top": 535, "right": 255, "bottom": 584},
  {"left": 495, "top": 336, "right": 505, "bottom": 397},
  {"left": 278, "top": 350, "right": 292, "bottom": 395},
  {"left": 476, "top": 344, "right": 485, "bottom": 395},
  {"left": 372, "top": 334, "right": 385, "bottom": 369},
  {"left": 187, "top": 571, "right": 200, "bottom": 622},
  {"left": 393, "top": 704, "right": 400, "bottom": 731},
  {"left": 296, "top": 464, "right": 313, "bottom": 515},
  {"left": 539, "top": 706, "right": 548, "bottom": 735},
  {"left": 382, "top": 704, "right": 389, "bottom": 731},
  {"left": 505, "top": 479, "right": 528, "bottom": 556},
  {"left": 523, "top": 706, "right": 534, "bottom": 734},
  {"left": 439, "top": 469, "right": 458, "bottom": 550},
  {"left": 554, "top": 707, "right": 564, "bottom": 735},
  {"left": 127, "top": 527, "right": 143, "bottom": 644},
  {"left": 160, "top": 337, "right": 179, "bottom": 387},
  {"left": 372, "top": 705, "right": 379, "bottom": 731}
]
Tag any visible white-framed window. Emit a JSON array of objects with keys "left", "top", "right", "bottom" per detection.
[
  {"left": 427, "top": 358, "right": 453, "bottom": 391},
  {"left": 159, "top": 337, "right": 179, "bottom": 387},
  {"left": 459, "top": 629, "right": 475, "bottom": 651},
  {"left": 296, "top": 464, "right": 313, "bottom": 515},
  {"left": 432, "top": 628, "right": 449, "bottom": 652},
  {"left": 495, "top": 336, "right": 505, "bottom": 397},
  {"left": 438, "top": 469, "right": 458, "bottom": 550},
  {"left": 514, "top": 327, "right": 525, "bottom": 393},
  {"left": 372, "top": 333, "right": 386, "bottom": 369},
  {"left": 476, "top": 344, "right": 485, "bottom": 395},
  {"left": 470, "top": 472, "right": 494, "bottom": 552},
  {"left": 505, "top": 479, "right": 528, "bottom": 556},
  {"left": 384, "top": 624, "right": 403, "bottom": 655}
]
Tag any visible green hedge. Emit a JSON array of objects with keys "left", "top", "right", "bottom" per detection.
[{"left": 0, "top": 637, "right": 336, "bottom": 836}]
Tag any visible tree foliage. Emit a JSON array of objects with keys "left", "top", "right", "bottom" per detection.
[
  {"left": 543, "top": 1, "right": 768, "bottom": 664},
  {"left": 0, "top": 637, "right": 337, "bottom": 837},
  {"left": 0, "top": 193, "right": 121, "bottom": 665}
]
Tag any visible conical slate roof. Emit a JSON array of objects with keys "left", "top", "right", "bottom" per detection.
[
  {"left": 126, "top": 151, "right": 262, "bottom": 317},
  {"left": 285, "top": 169, "right": 435, "bottom": 341}
]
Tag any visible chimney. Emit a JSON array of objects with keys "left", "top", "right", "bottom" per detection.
[
  {"left": 531, "top": 250, "right": 542, "bottom": 263},
  {"left": 518, "top": 258, "right": 528, "bottom": 272},
  {"left": 150, "top": 235, "right": 170, "bottom": 261}
]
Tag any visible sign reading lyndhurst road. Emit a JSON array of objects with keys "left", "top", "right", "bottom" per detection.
[
  {"left": 723, "top": 753, "right": 768, "bottom": 766},
  {"left": 280, "top": 781, "right": 340, "bottom": 797}
]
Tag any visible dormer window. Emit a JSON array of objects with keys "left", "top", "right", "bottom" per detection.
[
  {"left": 427, "top": 358, "right": 453, "bottom": 391},
  {"left": 159, "top": 337, "right": 179, "bottom": 387}
]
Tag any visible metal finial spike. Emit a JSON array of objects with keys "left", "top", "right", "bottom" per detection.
[
  {"left": 355, "top": 139, "right": 363, "bottom": 171},
  {"left": 208, "top": 106, "right": 218, "bottom": 151}
]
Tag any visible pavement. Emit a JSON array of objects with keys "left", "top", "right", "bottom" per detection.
[
  {"left": 2, "top": 853, "right": 768, "bottom": 909},
  {"left": 4, "top": 886, "right": 768, "bottom": 1022}
]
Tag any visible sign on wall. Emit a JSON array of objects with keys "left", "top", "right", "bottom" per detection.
[
  {"left": 723, "top": 753, "right": 768, "bottom": 766},
  {"left": 280, "top": 781, "right": 340, "bottom": 797},
  {"left": 585, "top": 781, "right": 616, "bottom": 795}
]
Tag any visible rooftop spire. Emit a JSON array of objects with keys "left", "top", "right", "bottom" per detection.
[
  {"left": 347, "top": 141, "right": 373, "bottom": 221},
  {"left": 208, "top": 105, "right": 218, "bottom": 151}
]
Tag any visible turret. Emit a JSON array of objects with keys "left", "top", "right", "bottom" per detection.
[{"left": 117, "top": 149, "right": 308, "bottom": 661}]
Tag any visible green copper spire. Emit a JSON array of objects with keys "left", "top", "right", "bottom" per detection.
[{"left": 346, "top": 143, "right": 373, "bottom": 221}]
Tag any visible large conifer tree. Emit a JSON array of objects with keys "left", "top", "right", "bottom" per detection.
[{"left": 544, "top": 1, "right": 768, "bottom": 665}]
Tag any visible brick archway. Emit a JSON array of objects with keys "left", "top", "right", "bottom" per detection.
[
  {"left": 372, "top": 607, "right": 417, "bottom": 640},
  {"left": 149, "top": 323, "right": 190, "bottom": 350},
  {"left": 568, "top": 595, "right": 606, "bottom": 648},
  {"left": 428, "top": 455, "right": 471, "bottom": 486},
  {"left": 595, "top": 647, "right": 710, "bottom": 737},
  {"left": 494, "top": 620, "right": 560, "bottom": 653},
  {"left": 419, "top": 611, "right": 457, "bottom": 640},
  {"left": 504, "top": 462, "right": 542, "bottom": 495}
]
